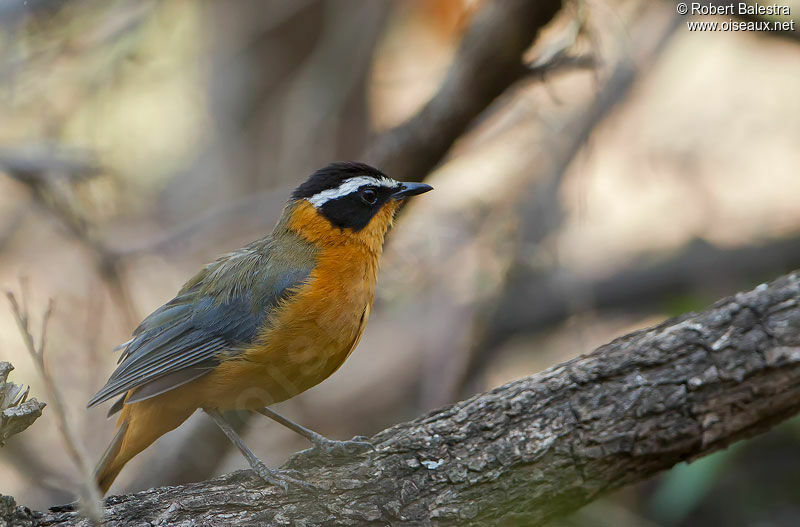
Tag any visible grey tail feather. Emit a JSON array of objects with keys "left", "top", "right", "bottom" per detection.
[
  {"left": 107, "top": 394, "right": 126, "bottom": 417},
  {"left": 95, "top": 419, "right": 129, "bottom": 494}
]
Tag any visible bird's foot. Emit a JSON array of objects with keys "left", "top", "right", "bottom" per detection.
[
  {"left": 306, "top": 434, "right": 375, "bottom": 459},
  {"left": 285, "top": 434, "right": 375, "bottom": 470},
  {"left": 250, "top": 460, "right": 319, "bottom": 494}
]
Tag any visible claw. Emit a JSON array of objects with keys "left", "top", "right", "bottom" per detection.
[
  {"left": 252, "top": 461, "right": 319, "bottom": 494},
  {"left": 349, "top": 436, "right": 377, "bottom": 452},
  {"left": 308, "top": 436, "right": 374, "bottom": 459}
]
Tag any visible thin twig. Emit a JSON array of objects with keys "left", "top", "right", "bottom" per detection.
[
  {"left": 6, "top": 289, "right": 103, "bottom": 522},
  {"left": 528, "top": 52, "right": 597, "bottom": 78},
  {"left": 4, "top": 158, "right": 138, "bottom": 327},
  {"left": 459, "top": 5, "right": 683, "bottom": 394}
]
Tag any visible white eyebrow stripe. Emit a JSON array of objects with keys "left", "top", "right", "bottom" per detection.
[{"left": 307, "top": 176, "right": 397, "bottom": 207}]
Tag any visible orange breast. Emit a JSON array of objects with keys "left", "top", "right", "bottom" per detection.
[{"left": 194, "top": 202, "right": 388, "bottom": 411}]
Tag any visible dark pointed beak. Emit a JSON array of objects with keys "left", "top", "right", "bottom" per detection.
[{"left": 392, "top": 182, "right": 433, "bottom": 199}]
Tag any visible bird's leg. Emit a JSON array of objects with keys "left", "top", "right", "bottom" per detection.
[
  {"left": 256, "top": 407, "right": 374, "bottom": 459},
  {"left": 204, "top": 409, "right": 317, "bottom": 493}
]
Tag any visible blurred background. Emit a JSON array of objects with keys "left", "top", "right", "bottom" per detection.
[{"left": 1, "top": 0, "right": 799, "bottom": 525}]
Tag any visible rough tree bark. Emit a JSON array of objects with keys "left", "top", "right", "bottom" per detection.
[{"left": 4, "top": 271, "right": 800, "bottom": 526}]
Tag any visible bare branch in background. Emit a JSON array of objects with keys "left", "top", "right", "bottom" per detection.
[
  {"left": 113, "top": 185, "right": 292, "bottom": 258},
  {"left": 6, "top": 270, "right": 800, "bottom": 526},
  {"left": 1, "top": 147, "right": 137, "bottom": 326},
  {"left": 480, "top": 235, "right": 800, "bottom": 351},
  {"left": 365, "top": 0, "right": 563, "bottom": 181},
  {"left": 459, "top": 5, "right": 682, "bottom": 395},
  {"left": 0, "top": 206, "right": 29, "bottom": 255},
  {"left": 0, "top": 0, "right": 70, "bottom": 26},
  {"left": 112, "top": 0, "right": 572, "bottom": 260},
  {"left": 1, "top": 440, "right": 74, "bottom": 504},
  {"left": 528, "top": 52, "right": 597, "bottom": 79},
  {"left": 6, "top": 291, "right": 103, "bottom": 522},
  {"left": 0, "top": 145, "right": 101, "bottom": 184}
]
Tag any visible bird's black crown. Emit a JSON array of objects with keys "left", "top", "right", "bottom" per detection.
[{"left": 291, "top": 162, "right": 390, "bottom": 200}]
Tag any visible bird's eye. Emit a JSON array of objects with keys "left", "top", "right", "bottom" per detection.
[{"left": 360, "top": 188, "right": 378, "bottom": 205}]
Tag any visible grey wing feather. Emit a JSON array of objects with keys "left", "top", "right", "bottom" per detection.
[
  {"left": 123, "top": 366, "right": 214, "bottom": 404},
  {"left": 88, "top": 261, "right": 312, "bottom": 410}
]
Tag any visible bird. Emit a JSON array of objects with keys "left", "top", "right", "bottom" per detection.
[{"left": 87, "top": 162, "right": 432, "bottom": 494}]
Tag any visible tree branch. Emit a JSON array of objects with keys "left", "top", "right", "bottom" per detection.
[
  {"left": 0, "top": 361, "right": 45, "bottom": 446},
  {"left": 110, "top": 0, "right": 565, "bottom": 260},
  {"left": 6, "top": 294, "right": 102, "bottom": 521},
  {"left": 0, "top": 145, "right": 101, "bottom": 184},
  {"left": 2, "top": 147, "right": 137, "bottom": 326},
  {"left": 479, "top": 234, "right": 800, "bottom": 353},
  {"left": 457, "top": 4, "right": 681, "bottom": 397},
  {"left": 5, "top": 270, "right": 799, "bottom": 525},
  {"left": 364, "top": 0, "right": 563, "bottom": 182}
]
